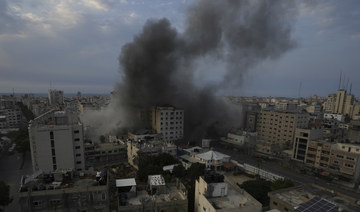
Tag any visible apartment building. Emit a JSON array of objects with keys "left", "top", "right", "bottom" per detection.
[
  {"left": 0, "top": 108, "right": 22, "bottom": 129},
  {"left": 303, "top": 140, "right": 360, "bottom": 182},
  {"left": 292, "top": 127, "right": 323, "bottom": 162},
  {"left": 194, "top": 172, "right": 262, "bottom": 212},
  {"left": 323, "top": 94, "right": 336, "bottom": 113},
  {"left": 152, "top": 105, "right": 184, "bottom": 141},
  {"left": 256, "top": 109, "right": 309, "bottom": 148},
  {"left": 19, "top": 169, "right": 109, "bottom": 212},
  {"left": 29, "top": 109, "right": 85, "bottom": 172},
  {"left": 48, "top": 89, "right": 64, "bottom": 106}
]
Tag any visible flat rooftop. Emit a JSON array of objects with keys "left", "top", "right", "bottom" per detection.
[
  {"left": 125, "top": 185, "right": 186, "bottom": 206},
  {"left": 207, "top": 179, "right": 261, "bottom": 210}
]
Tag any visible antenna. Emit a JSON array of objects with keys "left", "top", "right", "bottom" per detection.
[
  {"left": 298, "top": 81, "right": 302, "bottom": 101},
  {"left": 338, "top": 71, "right": 342, "bottom": 90},
  {"left": 346, "top": 79, "right": 349, "bottom": 92},
  {"left": 342, "top": 73, "right": 346, "bottom": 90},
  {"left": 349, "top": 83, "right": 352, "bottom": 95}
]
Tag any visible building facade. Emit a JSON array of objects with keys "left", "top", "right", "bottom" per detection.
[
  {"left": 292, "top": 127, "right": 323, "bottom": 162},
  {"left": 19, "top": 169, "right": 109, "bottom": 212},
  {"left": 152, "top": 105, "right": 184, "bottom": 141},
  {"left": 256, "top": 109, "right": 309, "bottom": 148},
  {"left": 48, "top": 89, "right": 64, "bottom": 106},
  {"left": 29, "top": 110, "right": 85, "bottom": 172}
]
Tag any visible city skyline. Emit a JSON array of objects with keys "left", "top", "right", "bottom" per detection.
[{"left": 0, "top": 0, "right": 360, "bottom": 97}]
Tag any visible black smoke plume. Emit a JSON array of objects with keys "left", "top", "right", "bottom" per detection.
[{"left": 83, "top": 0, "right": 297, "bottom": 142}]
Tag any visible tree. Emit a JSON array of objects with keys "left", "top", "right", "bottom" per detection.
[
  {"left": 271, "top": 179, "right": 294, "bottom": 191},
  {"left": 0, "top": 181, "right": 12, "bottom": 211},
  {"left": 187, "top": 163, "right": 205, "bottom": 180},
  {"left": 173, "top": 164, "right": 186, "bottom": 178},
  {"left": 240, "top": 179, "right": 271, "bottom": 206}
]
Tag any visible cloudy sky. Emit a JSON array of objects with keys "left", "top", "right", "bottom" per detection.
[{"left": 0, "top": 0, "right": 359, "bottom": 97}]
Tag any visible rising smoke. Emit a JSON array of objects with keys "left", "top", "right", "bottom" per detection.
[{"left": 82, "top": 0, "right": 297, "bottom": 142}]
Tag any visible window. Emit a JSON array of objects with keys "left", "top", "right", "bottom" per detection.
[
  {"left": 74, "top": 138, "right": 80, "bottom": 141},
  {"left": 52, "top": 149, "right": 56, "bottom": 156},
  {"left": 345, "top": 164, "right": 354, "bottom": 168},
  {"left": 76, "top": 153, "right": 81, "bottom": 157},
  {"left": 75, "top": 146, "right": 81, "bottom": 149},
  {"left": 32, "top": 201, "right": 42, "bottom": 208},
  {"left": 74, "top": 130, "right": 79, "bottom": 134},
  {"left": 346, "top": 156, "right": 354, "bottom": 161},
  {"left": 50, "top": 131, "right": 54, "bottom": 139},
  {"left": 52, "top": 157, "right": 56, "bottom": 164},
  {"left": 76, "top": 161, "right": 82, "bottom": 164},
  {"left": 273, "top": 201, "right": 278, "bottom": 206}
]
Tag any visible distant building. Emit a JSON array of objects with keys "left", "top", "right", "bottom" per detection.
[
  {"left": 256, "top": 109, "right": 309, "bottom": 149},
  {"left": 324, "top": 113, "right": 345, "bottom": 122},
  {"left": 0, "top": 107, "right": 22, "bottom": 129},
  {"left": 245, "top": 111, "right": 258, "bottom": 132},
  {"left": 194, "top": 172, "right": 262, "bottom": 212},
  {"left": 29, "top": 109, "right": 85, "bottom": 172},
  {"left": 117, "top": 175, "right": 188, "bottom": 212},
  {"left": 221, "top": 130, "right": 257, "bottom": 147},
  {"left": 19, "top": 169, "right": 109, "bottom": 212},
  {"left": 48, "top": 89, "right": 64, "bottom": 106},
  {"left": 152, "top": 105, "right": 184, "bottom": 141},
  {"left": 323, "top": 94, "right": 337, "bottom": 113}
]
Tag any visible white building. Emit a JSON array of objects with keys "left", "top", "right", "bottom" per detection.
[
  {"left": 324, "top": 113, "right": 345, "bottom": 122},
  {"left": 152, "top": 105, "right": 184, "bottom": 141},
  {"left": 29, "top": 109, "right": 85, "bottom": 172},
  {"left": 48, "top": 89, "right": 64, "bottom": 106}
]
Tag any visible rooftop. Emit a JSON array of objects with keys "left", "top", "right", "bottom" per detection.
[
  {"left": 19, "top": 169, "right": 107, "bottom": 195},
  {"left": 196, "top": 150, "right": 230, "bottom": 161}
]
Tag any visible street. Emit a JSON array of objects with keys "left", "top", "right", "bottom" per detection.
[{"left": 0, "top": 151, "right": 33, "bottom": 212}]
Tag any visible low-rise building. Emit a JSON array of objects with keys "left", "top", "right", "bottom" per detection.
[
  {"left": 194, "top": 172, "right": 262, "bottom": 212},
  {"left": 179, "top": 149, "right": 231, "bottom": 171},
  {"left": 268, "top": 185, "right": 360, "bottom": 212},
  {"left": 221, "top": 130, "right": 257, "bottom": 147},
  {"left": 117, "top": 175, "right": 188, "bottom": 212},
  {"left": 19, "top": 169, "right": 109, "bottom": 212},
  {"left": 84, "top": 142, "right": 127, "bottom": 168},
  {"left": 127, "top": 138, "right": 177, "bottom": 169}
]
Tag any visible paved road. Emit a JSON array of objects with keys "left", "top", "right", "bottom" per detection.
[
  {"left": 0, "top": 152, "right": 32, "bottom": 212},
  {"left": 212, "top": 141, "right": 360, "bottom": 199}
]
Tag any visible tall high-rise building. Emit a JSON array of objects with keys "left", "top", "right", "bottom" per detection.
[
  {"left": 48, "top": 89, "right": 64, "bottom": 106},
  {"left": 334, "top": 89, "right": 346, "bottom": 114},
  {"left": 29, "top": 109, "right": 85, "bottom": 172},
  {"left": 151, "top": 105, "right": 184, "bottom": 141}
]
